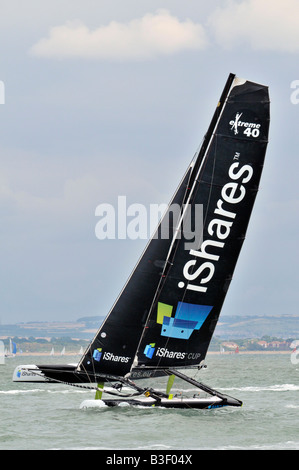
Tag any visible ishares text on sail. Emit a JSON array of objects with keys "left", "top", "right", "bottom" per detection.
[{"left": 178, "top": 159, "right": 253, "bottom": 293}]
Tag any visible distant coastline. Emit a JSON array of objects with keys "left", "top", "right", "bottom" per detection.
[
  {"left": 1, "top": 314, "right": 298, "bottom": 356},
  {"left": 5, "top": 350, "right": 291, "bottom": 357},
  {"left": 208, "top": 350, "right": 291, "bottom": 355}
]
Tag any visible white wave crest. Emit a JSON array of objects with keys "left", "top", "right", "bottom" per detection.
[{"left": 222, "top": 383, "right": 299, "bottom": 392}]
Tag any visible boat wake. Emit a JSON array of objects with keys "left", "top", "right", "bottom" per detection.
[{"left": 222, "top": 384, "right": 299, "bottom": 392}]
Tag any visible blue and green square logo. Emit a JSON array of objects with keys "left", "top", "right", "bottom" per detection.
[
  {"left": 157, "top": 301, "right": 212, "bottom": 340},
  {"left": 143, "top": 343, "right": 155, "bottom": 359},
  {"left": 93, "top": 348, "right": 102, "bottom": 362}
]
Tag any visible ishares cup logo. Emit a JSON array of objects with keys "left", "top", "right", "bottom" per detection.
[{"left": 0, "top": 340, "right": 4, "bottom": 364}]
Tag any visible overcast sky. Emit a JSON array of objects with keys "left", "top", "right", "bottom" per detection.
[{"left": 0, "top": 0, "right": 298, "bottom": 324}]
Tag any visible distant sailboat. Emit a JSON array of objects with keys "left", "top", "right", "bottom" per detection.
[
  {"left": 0, "top": 340, "right": 5, "bottom": 365},
  {"left": 13, "top": 74, "right": 270, "bottom": 409},
  {"left": 6, "top": 339, "right": 17, "bottom": 358},
  {"left": 50, "top": 347, "right": 55, "bottom": 356},
  {"left": 60, "top": 347, "right": 65, "bottom": 356}
]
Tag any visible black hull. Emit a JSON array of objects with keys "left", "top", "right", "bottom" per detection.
[{"left": 100, "top": 396, "right": 242, "bottom": 409}]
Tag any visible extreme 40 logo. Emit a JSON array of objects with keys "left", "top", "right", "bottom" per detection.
[{"left": 229, "top": 111, "right": 261, "bottom": 138}]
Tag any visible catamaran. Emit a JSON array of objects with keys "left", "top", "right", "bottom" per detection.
[{"left": 13, "top": 73, "right": 270, "bottom": 409}]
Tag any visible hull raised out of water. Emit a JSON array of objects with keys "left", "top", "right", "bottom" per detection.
[{"left": 12, "top": 364, "right": 78, "bottom": 383}]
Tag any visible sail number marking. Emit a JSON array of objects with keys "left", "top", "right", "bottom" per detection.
[{"left": 243, "top": 127, "right": 260, "bottom": 138}]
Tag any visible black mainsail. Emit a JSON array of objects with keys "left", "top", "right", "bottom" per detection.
[
  {"left": 13, "top": 74, "right": 270, "bottom": 409},
  {"left": 77, "top": 73, "right": 269, "bottom": 377}
]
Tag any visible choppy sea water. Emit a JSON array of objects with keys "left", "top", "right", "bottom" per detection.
[{"left": 0, "top": 353, "right": 298, "bottom": 451}]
